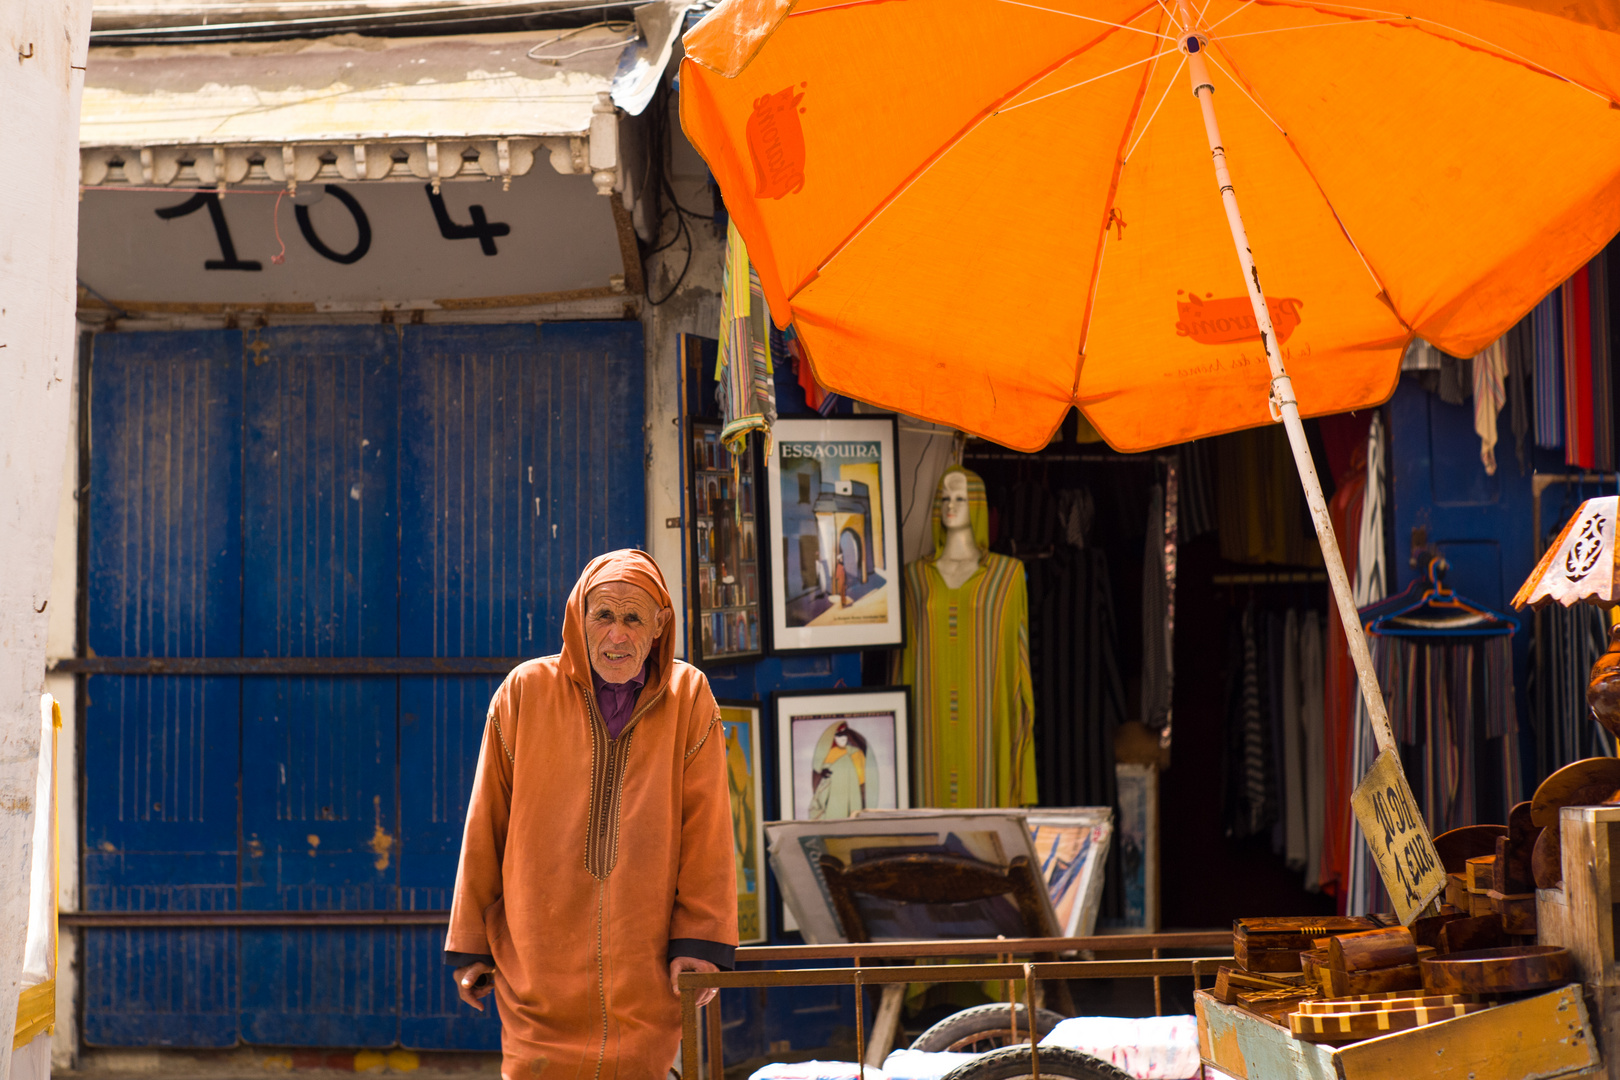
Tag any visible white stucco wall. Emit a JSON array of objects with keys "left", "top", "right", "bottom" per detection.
[
  {"left": 0, "top": 0, "right": 94, "bottom": 1071},
  {"left": 640, "top": 75, "right": 725, "bottom": 660}
]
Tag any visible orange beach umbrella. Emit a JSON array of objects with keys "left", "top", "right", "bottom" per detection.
[{"left": 680, "top": 1, "right": 1620, "bottom": 775}]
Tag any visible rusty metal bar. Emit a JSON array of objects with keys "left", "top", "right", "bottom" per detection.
[
  {"left": 682, "top": 989, "right": 700, "bottom": 1080},
  {"left": 678, "top": 957, "right": 1230, "bottom": 990},
  {"left": 61, "top": 911, "right": 450, "bottom": 927},
  {"left": 734, "top": 930, "right": 1228, "bottom": 962},
  {"left": 1024, "top": 962, "right": 1041, "bottom": 1080},
  {"left": 852, "top": 963, "right": 865, "bottom": 1075},
  {"left": 50, "top": 656, "right": 526, "bottom": 676},
  {"left": 705, "top": 997, "right": 723, "bottom": 1080},
  {"left": 59, "top": 917, "right": 1230, "bottom": 950},
  {"left": 1153, "top": 946, "right": 1163, "bottom": 1016}
]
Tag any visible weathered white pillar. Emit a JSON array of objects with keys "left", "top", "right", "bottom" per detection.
[{"left": 0, "top": 0, "right": 93, "bottom": 1072}]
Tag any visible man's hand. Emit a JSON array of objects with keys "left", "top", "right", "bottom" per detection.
[
  {"left": 454, "top": 961, "right": 495, "bottom": 1011},
  {"left": 668, "top": 956, "right": 719, "bottom": 1008}
]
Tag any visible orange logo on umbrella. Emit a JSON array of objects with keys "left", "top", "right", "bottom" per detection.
[
  {"left": 1176, "top": 292, "right": 1304, "bottom": 346},
  {"left": 747, "top": 84, "right": 807, "bottom": 199}
]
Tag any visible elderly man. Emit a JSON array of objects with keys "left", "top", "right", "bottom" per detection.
[{"left": 445, "top": 550, "right": 737, "bottom": 1078}]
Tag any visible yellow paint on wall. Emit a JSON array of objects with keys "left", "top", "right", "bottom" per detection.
[
  {"left": 354, "top": 1050, "right": 388, "bottom": 1072},
  {"left": 386, "top": 1050, "right": 420, "bottom": 1072}
]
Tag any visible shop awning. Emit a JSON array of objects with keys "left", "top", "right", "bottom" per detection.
[{"left": 79, "top": 4, "right": 687, "bottom": 190}]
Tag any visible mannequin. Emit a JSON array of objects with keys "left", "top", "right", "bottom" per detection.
[
  {"left": 898, "top": 466, "right": 1036, "bottom": 809},
  {"left": 933, "top": 472, "right": 980, "bottom": 588}
]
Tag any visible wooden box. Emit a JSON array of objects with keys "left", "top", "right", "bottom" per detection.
[
  {"left": 1537, "top": 804, "right": 1620, "bottom": 1079},
  {"left": 1235, "top": 917, "right": 1379, "bottom": 973},
  {"left": 1196, "top": 984, "right": 1600, "bottom": 1080}
]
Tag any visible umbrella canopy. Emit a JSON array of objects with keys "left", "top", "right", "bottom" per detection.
[{"left": 680, "top": 0, "right": 1620, "bottom": 453}]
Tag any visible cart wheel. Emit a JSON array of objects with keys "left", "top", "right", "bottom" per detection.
[
  {"left": 937, "top": 1045, "right": 1136, "bottom": 1080},
  {"left": 910, "top": 1003, "right": 1068, "bottom": 1053}
]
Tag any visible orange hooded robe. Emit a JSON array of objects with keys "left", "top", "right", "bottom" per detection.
[{"left": 445, "top": 550, "right": 737, "bottom": 1078}]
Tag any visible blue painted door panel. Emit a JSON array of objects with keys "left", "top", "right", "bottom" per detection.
[
  {"left": 240, "top": 327, "right": 401, "bottom": 1046},
  {"left": 394, "top": 321, "right": 644, "bottom": 1049},
  {"left": 1388, "top": 374, "right": 1538, "bottom": 809},
  {"left": 85, "top": 322, "right": 648, "bottom": 1050},
  {"left": 84, "top": 330, "right": 243, "bottom": 1047}
]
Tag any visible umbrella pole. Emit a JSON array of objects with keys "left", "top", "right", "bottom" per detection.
[{"left": 1177, "top": 24, "right": 1397, "bottom": 758}]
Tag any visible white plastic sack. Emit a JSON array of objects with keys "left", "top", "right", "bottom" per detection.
[
  {"left": 747, "top": 1065, "right": 887, "bottom": 1080},
  {"left": 1040, "top": 1015, "right": 1202, "bottom": 1080},
  {"left": 881, "top": 1049, "right": 980, "bottom": 1080}
]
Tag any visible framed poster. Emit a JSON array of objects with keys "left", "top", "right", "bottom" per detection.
[
  {"left": 763, "top": 812, "right": 1056, "bottom": 944},
  {"left": 687, "top": 422, "right": 765, "bottom": 665},
  {"left": 718, "top": 700, "right": 769, "bottom": 945},
  {"left": 766, "top": 415, "right": 904, "bottom": 653},
  {"left": 775, "top": 687, "right": 910, "bottom": 823}
]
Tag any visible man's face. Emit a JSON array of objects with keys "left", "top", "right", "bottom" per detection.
[{"left": 584, "top": 581, "right": 671, "bottom": 684}]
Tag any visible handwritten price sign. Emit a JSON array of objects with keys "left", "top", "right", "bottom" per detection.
[{"left": 1351, "top": 750, "right": 1445, "bottom": 924}]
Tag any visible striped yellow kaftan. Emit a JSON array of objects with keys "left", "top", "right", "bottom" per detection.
[{"left": 898, "top": 467, "right": 1036, "bottom": 808}]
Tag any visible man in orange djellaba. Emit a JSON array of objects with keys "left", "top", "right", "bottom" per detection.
[{"left": 445, "top": 550, "right": 737, "bottom": 1078}]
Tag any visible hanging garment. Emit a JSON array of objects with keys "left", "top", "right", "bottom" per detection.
[
  {"left": 1562, "top": 274, "right": 1594, "bottom": 468},
  {"left": 1533, "top": 292, "right": 1565, "bottom": 451},
  {"left": 1299, "top": 613, "right": 1327, "bottom": 891},
  {"left": 1505, "top": 316, "right": 1533, "bottom": 473},
  {"left": 1531, "top": 602, "right": 1616, "bottom": 776},
  {"left": 899, "top": 467, "right": 1037, "bottom": 808},
  {"left": 1346, "top": 414, "right": 1389, "bottom": 917},
  {"left": 1178, "top": 440, "right": 1216, "bottom": 541},
  {"left": 1473, "top": 337, "right": 1508, "bottom": 475},
  {"left": 1227, "top": 606, "right": 1277, "bottom": 839},
  {"left": 1591, "top": 255, "right": 1614, "bottom": 471},
  {"left": 1282, "top": 609, "right": 1307, "bottom": 872},
  {"left": 1437, "top": 352, "right": 1472, "bottom": 406},
  {"left": 715, "top": 220, "right": 778, "bottom": 455},
  {"left": 1371, "top": 635, "right": 1518, "bottom": 834},
  {"left": 1026, "top": 543, "right": 1127, "bottom": 809},
  {"left": 1320, "top": 438, "right": 1367, "bottom": 901},
  {"left": 1141, "top": 485, "right": 1173, "bottom": 731},
  {"left": 1214, "top": 428, "right": 1324, "bottom": 567}
]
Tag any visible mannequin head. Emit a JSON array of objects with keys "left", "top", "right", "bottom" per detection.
[
  {"left": 929, "top": 466, "right": 990, "bottom": 558},
  {"left": 940, "top": 471, "right": 972, "bottom": 531}
]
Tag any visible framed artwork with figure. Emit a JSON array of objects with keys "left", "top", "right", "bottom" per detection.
[
  {"left": 717, "top": 700, "right": 768, "bottom": 945},
  {"left": 687, "top": 421, "right": 765, "bottom": 665},
  {"left": 774, "top": 687, "right": 911, "bottom": 823},
  {"left": 765, "top": 415, "right": 904, "bottom": 654}
]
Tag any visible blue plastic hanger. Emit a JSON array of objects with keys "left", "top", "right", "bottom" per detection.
[{"left": 1362, "top": 553, "right": 1518, "bottom": 639}]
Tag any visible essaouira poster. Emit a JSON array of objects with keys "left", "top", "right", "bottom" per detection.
[{"left": 766, "top": 415, "right": 903, "bottom": 652}]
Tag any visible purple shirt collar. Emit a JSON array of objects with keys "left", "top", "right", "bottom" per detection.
[{"left": 591, "top": 662, "right": 648, "bottom": 739}]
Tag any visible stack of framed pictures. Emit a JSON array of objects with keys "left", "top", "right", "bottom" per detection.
[
  {"left": 688, "top": 423, "right": 765, "bottom": 665},
  {"left": 685, "top": 414, "right": 905, "bottom": 663}
]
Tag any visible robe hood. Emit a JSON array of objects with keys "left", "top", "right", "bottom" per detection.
[
  {"left": 559, "top": 549, "right": 677, "bottom": 697},
  {"left": 930, "top": 465, "right": 990, "bottom": 558}
]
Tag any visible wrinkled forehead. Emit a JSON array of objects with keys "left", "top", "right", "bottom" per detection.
[{"left": 585, "top": 580, "right": 662, "bottom": 614}]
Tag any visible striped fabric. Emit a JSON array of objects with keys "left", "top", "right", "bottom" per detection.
[
  {"left": 715, "top": 220, "right": 778, "bottom": 457},
  {"left": 1370, "top": 634, "right": 1520, "bottom": 833},
  {"left": 1532, "top": 292, "right": 1564, "bottom": 450},
  {"left": 1241, "top": 608, "right": 1268, "bottom": 836},
  {"left": 1565, "top": 270, "right": 1596, "bottom": 468},
  {"left": 1592, "top": 254, "right": 1614, "bottom": 471}
]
